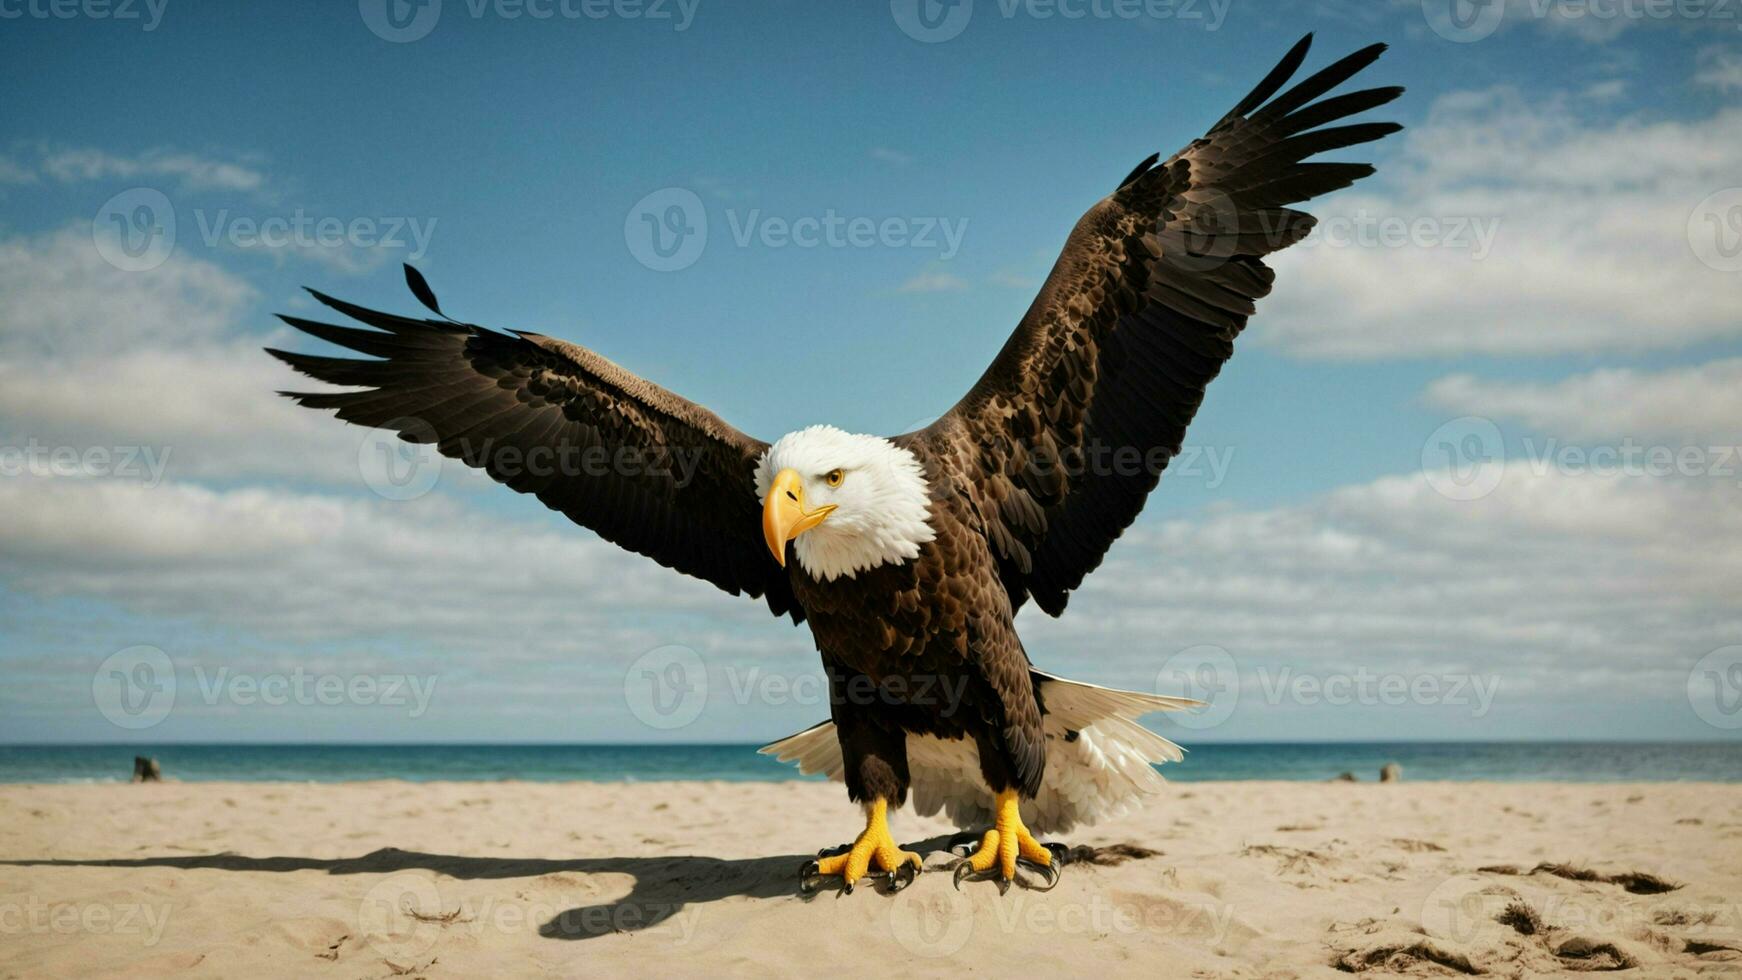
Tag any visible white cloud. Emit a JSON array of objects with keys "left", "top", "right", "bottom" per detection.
[
  {"left": 0, "top": 344, "right": 376, "bottom": 486},
  {"left": 0, "top": 476, "right": 729, "bottom": 642},
  {"left": 0, "top": 226, "right": 255, "bottom": 358},
  {"left": 0, "top": 471, "right": 817, "bottom": 740},
  {"left": 897, "top": 267, "right": 968, "bottom": 293},
  {"left": 1020, "top": 465, "right": 1742, "bottom": 738},
  {"left": 870, "top": 146, "right": 914, "bottom": 166},
  {"left": 32, "top": 146, "right": 266, "bottom": 193},
  {"left": 0, "top": 154, "right": 37, "bottom": 185},
  {"left": 1257, "top": 87, "right": 1742, "bottom": 358},
  {"left": 1425, "top": 359, "right": 1742, "bottom": 441},
  {"left": 0, "top": 227, "right": 372, "bottom": 485},
  {"left": 1694, "top": 45, "right": 1742, "bottom": 92},
  {"left": 10, "top": 456, "right": 1736, "bottom": 740}
]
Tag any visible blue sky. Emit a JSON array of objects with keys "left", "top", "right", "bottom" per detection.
[{"left": 2, "top": 0, "right": 1740, "bottom": 746}]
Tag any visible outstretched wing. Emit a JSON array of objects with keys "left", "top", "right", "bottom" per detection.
[
  {"left": 924, "top": 34, "right": 1401, "bottom": 616},
  {"left": 269, "top": 270, "right": 801, "bottom": 621}
]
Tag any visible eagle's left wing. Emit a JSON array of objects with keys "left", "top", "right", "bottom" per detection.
[
  {"left": 918, "top": 35, "right": 1401, "bottom": 617},
  {"left": 268, "top": 271, "right": 803, "bottom": 621}
]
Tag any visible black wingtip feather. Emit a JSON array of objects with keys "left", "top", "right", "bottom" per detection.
[
  {"left": 1277, "top": 85, "right": 1406, "bottom": 136},
  {"left": 1227, "top": 33, "right": 1314, "bottom": 120},
  {"left": 1118, "top": 152, "right": 1162, "bottom": 190},
  {"left": 1257, "top": 41, "right": 1391, "bottom": 122},
  {"left": 404, "top": 263, "right": 444, "bottom": 317}
]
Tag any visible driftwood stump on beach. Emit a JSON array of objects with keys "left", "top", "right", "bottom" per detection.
[
  {"left": 131, "top": 756, "right": 161, "bottom": 782},
  {"left": 1380, "top": 762, "right": 1402, "bottom": 783}
]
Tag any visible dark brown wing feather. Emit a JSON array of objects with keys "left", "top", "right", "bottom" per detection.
[
  {"left": 268, "top": 285, "right": 802, "bottom": 621},
  {"left": 925, "top": 34, "right": 1402, "bottom": 616}
]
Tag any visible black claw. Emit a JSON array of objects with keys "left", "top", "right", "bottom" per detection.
[
  {"left": 1044, "top": 841, "right": 1071, "bottom": 866},
  {"left": 887, "top": 861, "right": 919, "bottom": 893},
  {"left": 842, "top": 880, "right": 854, "bottom": 895},
  {"left": 953, "top": 857, "right": 1008, "bottom": 892},
  {"left": 798, "top": 860, "right": 826, "bottom": 895},
  {"left": 1018, "top": 855, "right": 1062, "bottom": 892}
]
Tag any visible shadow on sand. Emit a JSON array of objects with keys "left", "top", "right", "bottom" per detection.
[{"left": 0, "top": 833, "right": 968, "bottom": 940}]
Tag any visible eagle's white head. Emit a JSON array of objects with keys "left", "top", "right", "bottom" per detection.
[{"left": 754, "top": 425, "right": 936, "bottom": 581}]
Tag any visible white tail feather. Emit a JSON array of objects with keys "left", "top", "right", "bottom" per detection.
[{"left": 757, "top": 672, "right": 1201, "bottom": 835}]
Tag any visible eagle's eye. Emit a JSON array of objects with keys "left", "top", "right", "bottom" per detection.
[{"left": 824, "top": 468, "right": 844, "bottom": 488}]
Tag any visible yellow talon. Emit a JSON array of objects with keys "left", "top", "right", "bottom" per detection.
[
  {"left": 800, "top": 798, "right": 922, "bottom": 894},
  {"left": 953, "top": 789, "right": 1061, "bottom": 892}
]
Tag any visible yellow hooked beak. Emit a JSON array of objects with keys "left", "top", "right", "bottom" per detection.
[{"left": 763, "top": 468, "right": 835, "bottom": 567}]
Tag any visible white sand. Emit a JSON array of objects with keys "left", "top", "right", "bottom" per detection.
[{"left": 2, "top": 780, "right": 1739, "bottom": 978}]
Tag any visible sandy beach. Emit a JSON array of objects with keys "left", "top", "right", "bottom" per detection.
[{"left": 2, "top": 780, "right": 1739, "bottom": 978}]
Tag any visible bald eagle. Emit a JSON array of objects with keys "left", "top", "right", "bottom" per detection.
[{"left": 270, "top": 35, "right": 1400, "bottom": 894}]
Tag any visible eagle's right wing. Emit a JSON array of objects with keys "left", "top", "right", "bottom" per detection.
[
  {"left": 922, "top": 35, "right": 1402, "bottom": 617},
  {"left": 269, "top": 270, "right": 802, "bottom": 621}
]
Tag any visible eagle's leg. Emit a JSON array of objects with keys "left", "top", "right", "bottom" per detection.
[
  {"left": 951, "top": 788, "right": 1064, "bottom": 893},
  {"left": 798, "top": 797, "right": 922, "bottom": 895}
]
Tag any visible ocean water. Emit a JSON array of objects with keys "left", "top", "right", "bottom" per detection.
[{"left": 1, "top": 742, "right": 1739, "bottom": 784}]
